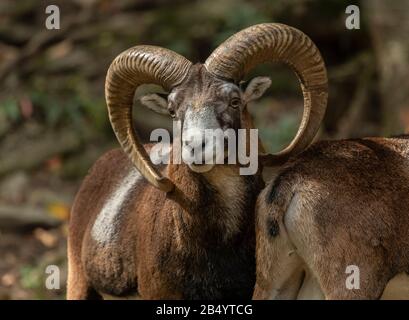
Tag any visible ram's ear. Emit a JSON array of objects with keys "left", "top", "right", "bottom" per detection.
[
  {"left": 140, "top": 93, "right": 168, "bottom": 115},
  {"left": 242, "top": 76, "right": 272, "bottom": 102}
]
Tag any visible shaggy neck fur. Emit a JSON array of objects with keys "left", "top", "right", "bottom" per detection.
[{"left": 166, "top": 162, "right": 263, "bottom": 247}]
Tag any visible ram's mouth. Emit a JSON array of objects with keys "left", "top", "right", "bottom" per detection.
[
  {"left": 189, "top": 163, "right": 215, "bottom": 173},
  {"left": 188, "top": 151, "right": 230, "bottom": 173}
]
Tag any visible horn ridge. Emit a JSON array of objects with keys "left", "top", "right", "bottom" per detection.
[
  {"left": 105, "top": 45, "right": 192, "bottom": 191},
  {"left": 205, "top": 23, "right": 328, "bottom": 164}
]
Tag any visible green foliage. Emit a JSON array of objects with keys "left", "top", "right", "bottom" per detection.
[
  {"left": 1, "top": 98, "right": 20, "bottom": 122},
  {"left": 212, "top": 1, "right": 269, "bottom": 45},
  {"left": 259, "top": 113, "right": 299, "bottom": 152},
  {"left": 19, "top": 256, "right": 66, "bottom": 300},
  {"left": 27, "top": 83, "right": 108, "bottom": 134},
  {"left": 20, "top": 265, "right": 42, "bottom": 292}
]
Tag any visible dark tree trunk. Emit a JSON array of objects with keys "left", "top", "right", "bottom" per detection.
[{"left": 364, "top": 0, "right": 409, "bottom": 135}]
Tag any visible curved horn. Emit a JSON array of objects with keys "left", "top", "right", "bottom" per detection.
[
  {"left": 105, "top": 45, "right": 192, "bottom": 191},
  {"left": 205, "top": 23, "right": 328, "bottom": 165}
]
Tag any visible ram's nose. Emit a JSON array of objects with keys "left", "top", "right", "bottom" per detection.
[{"left": 183, "top": 130, "right": 209, "bottom": 155}]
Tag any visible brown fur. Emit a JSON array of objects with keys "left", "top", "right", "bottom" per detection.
[
  {"left": 68, "top": 148, "right": 262, "bottom": 299},
  {"left": 254, "top": 135, "right": 409, "bottom": 299},
  {"left": 67, "top": 64, "right": 266, "bottom": 300}
]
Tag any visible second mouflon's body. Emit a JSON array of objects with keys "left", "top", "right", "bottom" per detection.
[{"left": 254, "top": 135, "right": 409, "bottom": 299}]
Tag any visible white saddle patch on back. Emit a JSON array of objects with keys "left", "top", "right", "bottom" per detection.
[{"left": 91, "top": 168, "right": 141, "bottom": 245}]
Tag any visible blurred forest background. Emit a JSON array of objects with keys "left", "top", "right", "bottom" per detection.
[{"left": 0, "top": 0, "right": 408, "bottom": 299}]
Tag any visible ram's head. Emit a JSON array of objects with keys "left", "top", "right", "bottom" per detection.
[
  {"left": 140, "top": 64, "right": 271, "bottom": 173},
  {"left": 105, "top": 23, "right": 328, "bottom": 191}
]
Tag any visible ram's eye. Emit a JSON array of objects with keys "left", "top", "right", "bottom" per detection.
[
  {"left": 169, "top": 108, "right": 176, "bottom": 118},
  {"left": 230, "top": 98, "right": 241, "bottom": 108}
]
